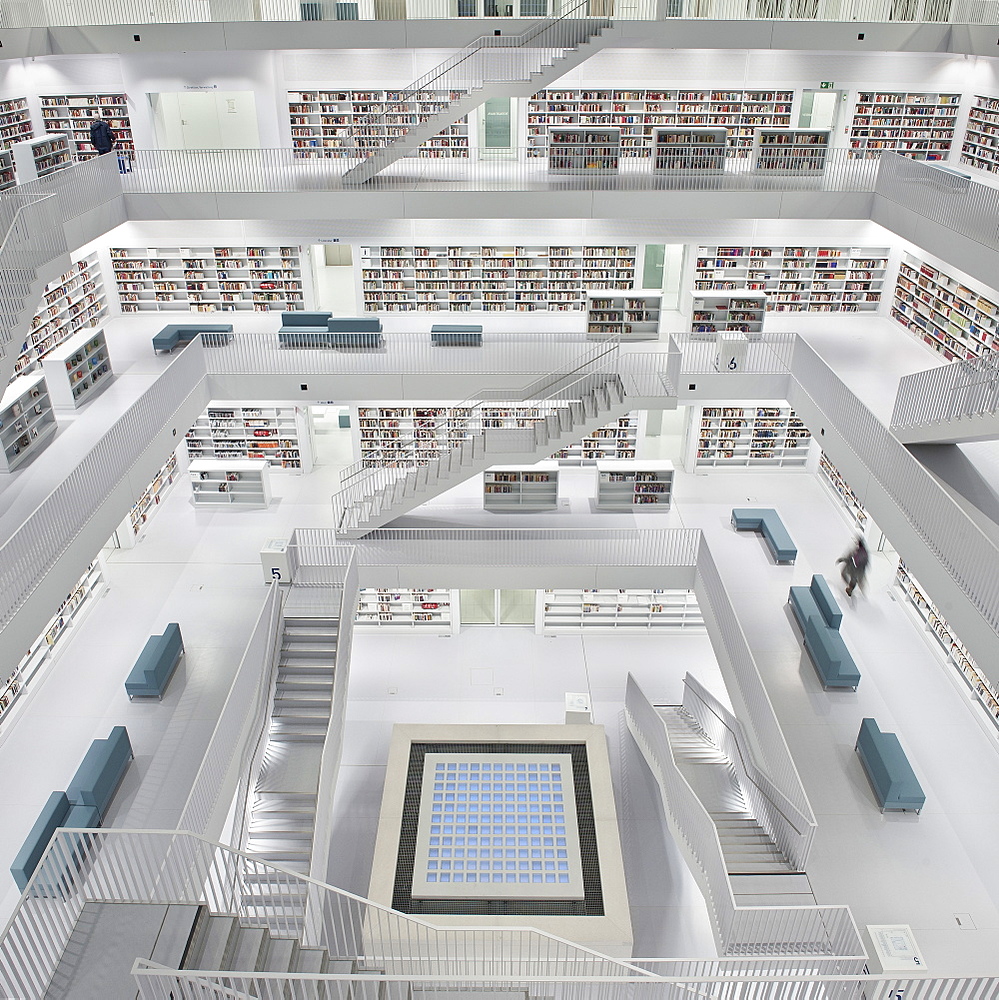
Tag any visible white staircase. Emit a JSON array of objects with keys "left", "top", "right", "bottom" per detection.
[
  {"left": 243, "top": 616, "right": 338, "bottom": 922},
  {"left": 342, "top": 0, "right": 615, "bottom": 184},
  {"left": 332, "top": 370, "right": 629, "bottom": 538},
  {"left": 658, "top": 706, "right": 797, "bottom": 876}
]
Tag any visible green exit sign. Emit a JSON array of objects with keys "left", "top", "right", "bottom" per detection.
[{"left": 820, "top": 81, "right": 835, "bottom": 89}]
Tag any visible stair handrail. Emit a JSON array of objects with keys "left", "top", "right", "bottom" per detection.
[{"left": 891, "top": 352, "right": 999, "bottom": 431}]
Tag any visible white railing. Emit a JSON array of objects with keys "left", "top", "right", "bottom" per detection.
[
  {"left": 178, "top": 583, "right": 284, "bottom": 842},
  {"left": 692, "top": 540, "right": 814, "bottom": 825},
  {"left": 0, "top": 828, "right": 653, "bottom": 999},
  {"left": 891, "top": 353, "right": 999, "bottom": 430},
  {"left": 672, "top": 332, "right": 797, "bottom": 375},
  {"left": 121, "top": 145, "right": 879, "bottom": 194},
  {"left": 680, "top": 673, "right": 816, "bottom": 872},
  {"left": 625, "top": 675, "right": 863, "bottom": 959}
]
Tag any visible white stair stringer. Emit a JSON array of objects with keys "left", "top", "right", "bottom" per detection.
[
  {"left": 658, "top": 706, "right": 797, "bottom": 877},
  {"left": 342, "top": 18, "right": 617, "bottom": 185},
  {"left": 243, "top": 616, "right": 338, "bottom": 928},
  {"left": 333, "top": 373, "right": 630, "bottom": 538}
]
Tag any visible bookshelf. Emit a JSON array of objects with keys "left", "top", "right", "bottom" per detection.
[
  {"left": 115, "top": 452, "right": 180, "bottom": 548},
  {"left": 185, "top": 402, "right": 314, "bottom": 472},
  {"left": 527, "top": 88, "right": 793, "bottom": 159},
  {"left": 693, "top": 244, "right": 889, "bottom": 313},
  {"left": 551, "top": 412, "right": 638, "bottom": 464},
  {"left": 355, "top": 588, "right": 456, "bottom": 633},
  {"left": 538, "top": 588, "right": 704, "bottom": 633},
  {"left": 849, "top": 90, "right": 960, "bottom": 160},
  {"left": 654, "top": 127, "right": 727, "bottom": 173},
  {"left": 890, "top": 252, "right": 999, "bottom": 361},
  {"left": 752, "top": 128, "right": 830, "bottom": 174},
  {"left": 0, "top": 150, "right": 15, "bottom": 191},
  {"left": 691, "top": 405, "right": 811, "bottom": 469},
  {"left": 110, "top": 245, "right": 304, "bottom": 314},
  {"left": 483, "top": 463, "right": 559, "bottom": 510},
  {"left": 10, "top": 133, "right": 74, "bottom": 180},
  {"left": 896, "top": 560, "right": 999, "bottom": 732},
  {"left": 960, "top": 95, "right": 999, "bottom": 175},
  {"left": 189, "top": 458, "right": 272, "bottom": 507},
  {"left": 0, "top": 372, "right": 57, "bottom": 473},
  {"left": 41, "top": 328, "right": 112, "bottom": 409},
  {"left": 360, "top": 244, "right": 637, "bottom": 313},
  {"left": 15, "top": 254, "right": 108, "bottom": 380},
  {"left": 1, "top": 561, "right": 105, "bottom": 727},
  {"left": 691, "top": 292, "right": 767, "bottom": 337},
  {"left": 287, "top": 89, "right": 468, "bottom": 158},
  {"left": 39, "top": 92, "right": 133, "bottom": 160},
  {"left": 818, "top": 452, "right": 868, "bottom": 529},
  {"left": 0, "top": 97, "right": 32, "bottom": 151},
  {"left": 548, "top": 126, "right": 620, "bottom": 174},
  {"left": 586, "top": 290, "right": 661, "bottom": 341},
  {"left": 595, "top": 460, "right": 673, "bottom": 509}
]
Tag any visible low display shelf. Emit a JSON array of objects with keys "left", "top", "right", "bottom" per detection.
[
  {"left": 819, "top": 452, "right": 867, "bottom": 528},
  {"left": 483, "top": 463, "right": 559, "bottom": 511},
  {"left": 0, "top": 150, "right": 15, "bottom": 191},
  {"left": 896, "top": 561, "right": 999, "bottom": 732},
  {"left": 551, "top": 412, "right": 638, "bottom": 464},
  {"left": 691, "top": 292, "right": 766, "bottom": 337},
  {"left": 654, "top": 127, "right": 727, "bottom": 173},
  {"left": 595, "top": 460, "right": 673, "bottom": 509},
  {"left": 586, "top": 291, "right": 661, "bottom": 340},
  {"left": 355, "top": 588, "right": 455, "bottom": 633},
  {"left": 692, "top": 405, "right": 811, "bottom": 468},
  {"left": 185, "top": 402, "right": 314, "bottom": 472},
  {"left": 10, "top": 133, "right": 74, "bottom": 180},
  {"left": 115, "top": 452, "right": 179, "bottom": 547},
  {"left": 752, "top": 128, "right": 829, "bottom": 173},
  {"left": 189, "top": 459, "right": 271, "bottom": 508},
  {"left": 548, "top": 126, "right": 620, "bottom": 174},
  {"left": 0, "top": 372, "right": 57, "bottom": 472},
  {"left": 538, "top": 589, "right": 704, "bottom": 633},
  {"left": 41, "top": 327, "right": 112, "bottom": 409}
]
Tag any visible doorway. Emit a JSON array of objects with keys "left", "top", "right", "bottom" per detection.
[
  {"left": 459, "top": 589, "right": 536, "bottom": 626},
  {"left": 310, "top": 244, "right": 356, "bottom": 313},
  {"left": 149, "top": 90, "right": 260, "bottom": 149},
  {"left": 798, "top": 89, "right": 843, "bottom": 132}
]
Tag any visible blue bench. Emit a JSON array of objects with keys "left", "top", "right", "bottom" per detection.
[
  {"left": 152, "top": 324, "right": 233, "bottom": 353},
  {"left": 278, "top": 311, "right": 332, "bottom": 334},
  {"left": 789, "top": 575, "right": 860, "bottom": 690},
  {"left": 731, "top": 508, "right": 797, "bottom": 563},
  {"left": 278, "top": 316, "right": 383, "bottom": 348},
  {"left": 431, "top": 324, "right": 483, "bottom": 346},
  {"left": 125, "top": 623, "right": 184, "bottom": 700},
  {"left": 66, "top": 726, "right": 134, "bottom": 821},
  {"left": 856, "top": 718, "right": 925, "bottom": 813},
  {"left": 10, "top": 792, "right": 100, "bottom": 892},
  {"left": 328, "top": 317, "right": 382, "bottom": 332}
]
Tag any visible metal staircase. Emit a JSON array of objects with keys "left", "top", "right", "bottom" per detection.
[
  {"left": 243, "top": 616, "right": 339, "bottom": 921},
  {"left": 658, "top": 705, "right": 797, "bottom": 876},
  {"left": 341, "top": 0, "right": 616, "bottom": 185},
  {"left": 332, "top": 367, "right": 629, "bottom": 538}
]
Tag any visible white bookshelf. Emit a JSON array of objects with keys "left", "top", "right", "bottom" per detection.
[
  {"left": 896, "top": 560, "right": 999, "bottom": 732},
  {"left": 586, "top": 290, "right": 661, "bottom": 341},
  {"left": 548, "top": 126, "right": 620, "bottom": 174},
  {"left": 15, "top": 254, "right": 107, "bottom": 379},
  {"left": 694, "top": 244, "right": 888, "bottom": 314},
  {"left": 0, "top": 149, "right": 15, "bottom": 191},
  {"left": 527, "top": 88, "right": 793, "bottom": 159},
  {"left": 185, "top": 402, "right": 314, "bottom": 472},
  {"left": 189, "top": 458, "right": 272, "bottom": 508},
  {"left": 0, "top": 372, "right": 57, "bottom": 473},
  {"left": 595, "top": 460, "right": 673, "bottom": 509},
  {"left": 115, "top": 452, "right": 180, "bottom": 548},
  {"left": 819, "top": 452, "right": 868, "bottom": 529},
  {"left": 961, "top": 95, "right": 999, "bottom": 175},
  {"left": 41, "top": 327, "right": 112, "bottom": 409},
  {"left": 40, "top": 92, "right": 133, "bottom": 160},
  {"left": 0, "top": 97, "right": 32, "bottom": 151},
  {"left": 537, "top": 588, "right": 704, "bottom": 633},
  {"left": 483, "top": 463, "right": 559, "bottom": 510},
  {"left": 849, "top": 90, "right": 960, "bottom": 160},
  {"left": 691, "top": 292, "right": 767, "bottom": 337},
  {"left": 10, "top": 132, "right": 74, "bottom": 180},
  {"left": 654, "top": 127, "right": 727, "bottom": 173},
  {"left": 891, "top": 252, "right": 999, "bottom": 361},
  {"left": 551, "top": 412, "right": 638, "bottom": 464},
  {"left": 1, "top": 561, "right": 105, "bottom": 727},
  {"left": 288, "top": 89, "right": 468, "bottom": 158},
  {"left": 360, "top": 244, "right": 637, "bottom": 313},
  {"left": 111, "top": 245, "right": 304, "bottom": 314},
  {"left": 752, "top": 128, "right": 829, "bottom": 174},
  {"left": 691, "top": 405, "right": 811, "bottom": 469},
  {"left": 355, "top": 588, "right": 456, "bottom": 633}
]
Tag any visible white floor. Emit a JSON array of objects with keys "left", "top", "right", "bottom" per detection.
[{"left": 3, "top": 312, "right": 999, "bottom": 974}]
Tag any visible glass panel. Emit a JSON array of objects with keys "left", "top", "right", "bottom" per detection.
[
  {"left": 460, "top": 589, "right": 495, "bottom": 624},
  {"left": 499, "top": 589, "right": 536, "bottom": 625}
]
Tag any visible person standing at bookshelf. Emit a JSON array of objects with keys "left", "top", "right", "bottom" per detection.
[
  {"left": 89, "top": 117, "right": 116, "bottom": 157},
  {"left": 837, "top": 535, "right": 869, "bottom": 597}
]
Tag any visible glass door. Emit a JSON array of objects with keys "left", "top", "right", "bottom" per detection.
[{"left": 460, "top": 589, "right": 537, "bottom": 626}]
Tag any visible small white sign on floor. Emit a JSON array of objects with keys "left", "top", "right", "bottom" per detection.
[{"left": 866, "top": 924, "right": 926, "bottom": 972}]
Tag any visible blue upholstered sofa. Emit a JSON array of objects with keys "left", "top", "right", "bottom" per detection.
[
  {"left": 278, "top": 314, "right": 383, "bottom": 347},
  {"left": 789, "top": 575, "right": 860, "bottom": 689},
  {"left": 856, "top": 718, "right": 925, "bottom": 813},
  {"left": 431, "top": 324, "right": 483, "bottom": 346},
  {"left": 125, "top": 622, "right": 184, "bottom": 699},
  {"left": 731, "top": 508, "right": 797, "bottom": 563},
  {"left": 152, "top": 324, "right": 233, "bottom": 353}
]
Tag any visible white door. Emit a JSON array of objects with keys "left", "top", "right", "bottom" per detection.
[{"left": 149, "top": 91, "right": 261, "bottom": 149}]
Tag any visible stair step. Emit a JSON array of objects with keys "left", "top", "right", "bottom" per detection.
[
  {"left": 727, "top": 862, "right": 797, "bottom": 874},
  {"left": 293, "top": 948, "right": 328, "bottom": 974},
  {"left": 261, "top": 936, "right": 298, "bottom": 972},
  {"left": 228, "top": 926, "right": 268, "bottom": 972},
  {"left": 188, "top": 914, "right": 235, "bottom": 970}
]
